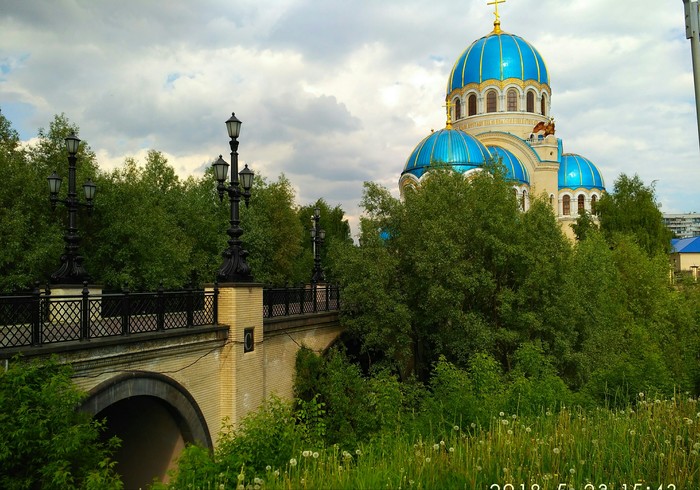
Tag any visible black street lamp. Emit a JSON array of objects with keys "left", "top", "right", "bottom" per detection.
[
  {"left": 47, "top": 132, "right": 96, "bottom": 284},
  {"left": 310, "top": 206, "right": 326, "bottom": 284},
  {"left": 213, "top": 112, "right": 255, "bottom": 282}
]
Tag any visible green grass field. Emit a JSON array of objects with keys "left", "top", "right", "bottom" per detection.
[{"left": 169, "top": 395, "right": 700, "bottom": 490}]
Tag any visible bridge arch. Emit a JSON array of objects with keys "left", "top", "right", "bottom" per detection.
[{"left": 81, "top": 371, "right": 212, "bottom": 487}]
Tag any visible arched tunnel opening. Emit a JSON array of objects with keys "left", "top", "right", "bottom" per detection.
[
  {"left": 82, "top": 372, "right": 212, "bottom": 489},
  {"left": 96, "top": 395, "right": 186, "bottom": 488}
]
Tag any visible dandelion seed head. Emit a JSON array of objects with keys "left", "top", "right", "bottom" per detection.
[
  {"left": 525, "top": 427, "right": 532, "bottom": 433},
  {"left": 302, "top": 450, "right": 311, "bottom": 458},
  {"left": 570, "top": 468, "right": 575, "bottom": 474},
  {"left": 289, "top": 458, "right": 297, "bottom": 467},
  {"left": 313, "top": 452, "right": 319, "bottom": 459},
  {"left": 265, "top": 465, "right": 271, "bottom": 471},
  {"left": 238, "top": 473, "right": 245, "bottom": 481},
  {"left": 440, "top": 440, "right": 445, "bottom": 446},
  {"left": 476, "top": 465, "right": 482, "bottom": 471},
  {"left": 254, "top": 478, "right": 263, "bottom": 485},
  {"left": 553, "top": 447, "right": 561, "bottom": 454},
  {"left": 274, "top": 470, "right": 280, "bottom": 477},
  {"left": 449, "top": 447, "right": 455, "bottom": 453},
  {"left": 629, "top": 430, "right": 636, "bottom": 436},
  {"left": 425, "top": 457, "right": 431, "bottom": 463},
  {"left": 219, "top": 485, "right": 225, "bottom": 490},
  {"left": 471, "top": 422, "right": 477, "bottom": 428},
  {"left": 501, "top": 419, "right": 509, "bottom": 426},
  {"left": 499, "top": 411, "right": 505, "bottom": 417},
  {"left": 356, "top": 449, "right": 362, "bottom": 456},
  {"left": 453, "top": 425, "right": 460, "bottom": 431}
]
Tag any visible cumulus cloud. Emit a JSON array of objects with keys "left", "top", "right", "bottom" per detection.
[{"left": 0, "top": 0, "right": 697, "bottom": 236}]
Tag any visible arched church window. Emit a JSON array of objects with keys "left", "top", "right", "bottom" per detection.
[
  {"left": 468, "top": 94, "right": 477, "bottom": 115},
  {"left": 454, "top": 98, "right": 461, "bottom": 120},
  {"left": 549, "top": 194, "right": 554, "bottom": 207},
  {"left": 486, "top": 90, "right": 497, "bottom": 113},
  {"left": 526, "top": 91, "right": 535, "bottom": 113},
  {"left": 591, "top": 195, "right": 598, "bottom": 214},
  {"left": 507, "top": 89, "right": 518, "bottom": 111},
  {"left": 521, "top": 189, "right": 528, "bottom": 211},
  {"left": 578, "top": 194, "right": 585, "bottom": 214},
  {"left": 540, "top": 94, "right": 547, "bottom": 116},
  {"left": 563, "top": 195, "right": 571, "bottom": 215}
]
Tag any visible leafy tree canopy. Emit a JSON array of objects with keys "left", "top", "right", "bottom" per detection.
[{"left": 596, "top": 174, "right": 672, "bottom": 257}]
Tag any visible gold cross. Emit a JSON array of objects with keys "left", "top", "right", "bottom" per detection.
[
  {"left": 487, "top": 0, "right": 506, "bottom": 32},
  {"left": 444, "top": 99, "right": 453, "bottom": 128}
]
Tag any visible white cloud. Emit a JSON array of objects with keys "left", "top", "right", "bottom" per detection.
[{"left": 0, "top": 0, "right": 698, "bottom": 239}]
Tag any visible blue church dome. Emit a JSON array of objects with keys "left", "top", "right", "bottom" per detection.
[
  {"left": 558, "top": 153, "right": 605, "bottom": 190},
  {"left": 448, "top": 32, "right": 549, "bottom": 93},
  {"left": 487, "top": 146, "right": 529, "bottom": 185},
  {"left": 402, "top": 128, "right": 491, "bottom": 179}
]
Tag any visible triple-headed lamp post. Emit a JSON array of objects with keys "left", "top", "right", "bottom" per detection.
[
  {"left": 47, "top": 132, "right": 96, "bottom": 284},
  {"left": 310, "top": 206, "right": 326, "bottom": 285},
  {"left": 213, "top": 113, "right": 255, "bottom": 282}
]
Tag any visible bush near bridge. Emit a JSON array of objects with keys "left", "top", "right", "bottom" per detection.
[
  {"left": 0, "top": 356, "right": 122, "bottom": 490},
  {"left": 161, "top": 349, "right": 700, "bottom": 489}
]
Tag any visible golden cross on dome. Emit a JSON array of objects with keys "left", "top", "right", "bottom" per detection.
[
  {"left": 444, "top": 99, "right": 453, "bottom": 129},
  {"left": 487, "top": 0, "right": 506, "bottom": 33}
]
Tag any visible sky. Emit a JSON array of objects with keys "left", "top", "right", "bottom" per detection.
[{"left": 1, "top": 0, "right": 698, "bottom": 238}]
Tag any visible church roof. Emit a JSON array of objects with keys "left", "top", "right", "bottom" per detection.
[
  {"left": 402, "top": 128, "right": 491, "bottom": 179},
  {"left": 447, "top": 31, "right": 549, "bottom": 93},
  {"left": 487, "top": 145, "right": 529, "bottom": 185},
  {"left": 558, "top": 153, "right": 605, "bottom": 190}
]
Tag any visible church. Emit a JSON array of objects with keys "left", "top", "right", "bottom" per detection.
[{"left": 398, "top": 1, "right": 606, "bottom": 238}]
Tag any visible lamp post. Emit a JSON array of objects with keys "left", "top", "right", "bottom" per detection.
[
  {"left": 213, "top": 112, "right": 255, "bottom": 282},
  {"left": 47, "top": 132, "right": 96, "bottom": 284},
  {"left": 683, "top": 0, "right": 700, "bottom": 148},
  {"left": 310, "top": 206, "right": 326, "bottom": 284}
]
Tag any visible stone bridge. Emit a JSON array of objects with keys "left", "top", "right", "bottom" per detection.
[{"left": 0, "top": 282, "right": 342, "bottom": 488}]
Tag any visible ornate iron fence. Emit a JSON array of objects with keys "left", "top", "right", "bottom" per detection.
[
  {"left": 263, "top": 284, "right": 340, "bottom": 318},
  {"left": 0, "top": 282, "right": 341, "bottom": 348},
  {"left": 0, "top": 284, "right": 218, "bottom": 348}
]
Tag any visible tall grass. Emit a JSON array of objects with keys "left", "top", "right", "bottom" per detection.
[{"left": 162, "top": 395, "right": 700, "bottom": 489}]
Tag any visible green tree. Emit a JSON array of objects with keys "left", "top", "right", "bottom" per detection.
[
  {"left": 0, "top": 113, "right": 98, "bottom": 291},
  {"left": 0, "top": 357, "right": 121, "bottom": 489},
  {"left": 239, "top": 174, "right": 307, "bottom": 286},
  {"left": 333, "top": 168, "right": 579, "bottom": 379},
  {"left": 571, "top": 209, "right": 597, "bottom": 241},
  {"left": 297, "top": 198, "right": 352, "bottom": 283},
  {"left": 89, "top": 152, "right": 193, "bottom": 289},
  {"left": 596, "top": 174, "right": 672, "bottom": 257}
]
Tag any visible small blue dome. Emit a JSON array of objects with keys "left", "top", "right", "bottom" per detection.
[
  {"left": 558, "top": 153, "right": 605, "bottom": 190},
  {"left": 448, "top": 32, "right": 549, "bottom": 93},
  {"left": 402, "top": 128, "right": 491, "bottom": 179},
  {"left": 487, "top": 146, "right": 529, "bottom": 185}
]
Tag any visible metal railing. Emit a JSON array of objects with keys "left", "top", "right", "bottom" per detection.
[
  {"left": 263, "top": 284, "right": 340, "bottom": 318},
  {"left": 0, "top": 284, "right": 218, "bottom": 349},
  {"left": 0, "top": 282, "right": 341, "bottom": 348}
]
